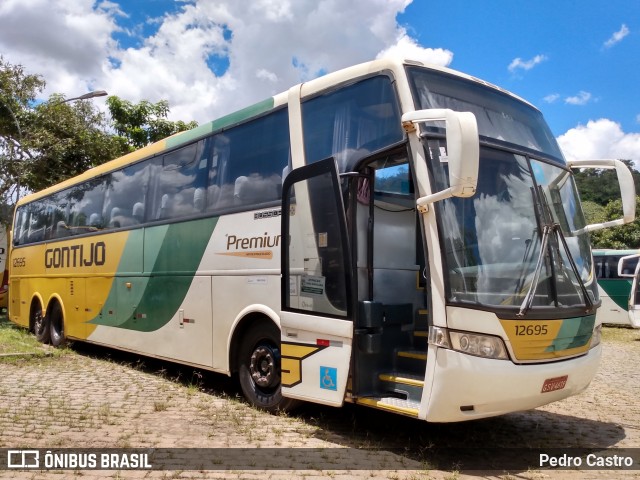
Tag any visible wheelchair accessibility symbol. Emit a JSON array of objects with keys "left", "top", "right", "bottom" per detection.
[{"left": 320, "top": 366, "right": 337, "bottom": 391}]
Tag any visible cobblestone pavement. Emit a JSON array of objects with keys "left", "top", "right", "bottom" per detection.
[{"left": 0, "top": 327, "right": 638, "bottom": 480}]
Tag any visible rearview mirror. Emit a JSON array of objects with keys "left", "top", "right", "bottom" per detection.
[
  {"left": 618, "top": 254, "right": 640, "bottom": 278},
  {"left": 569, "top": 158, "right": 636, "bottom": 232},
  {"left": 402, "top": 109, "right": 479, "bottom": 208}
]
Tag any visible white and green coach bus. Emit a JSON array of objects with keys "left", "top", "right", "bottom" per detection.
[
  {"left": 593, "top": 249, "right": 640, "bottom": 328},
  {"left": 9, "top": 57, "right": 636, "bottom": 422}
]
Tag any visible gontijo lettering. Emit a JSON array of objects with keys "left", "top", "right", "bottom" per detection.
[{"left": 45, "top": 242, "right": 106, "bottom": 268}]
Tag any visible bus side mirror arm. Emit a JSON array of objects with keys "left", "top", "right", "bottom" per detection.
[
  {"left": 402, "top": 109, "right": 479, "bottom": 211},
  {"left": 568, "top": 158, "right": 636, "bottom": 233}
]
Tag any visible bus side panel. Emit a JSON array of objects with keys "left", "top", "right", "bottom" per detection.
[
  {"left": 210, "top": 274, "right": 282, "bottom": 372},
  {"left": 86, "top": 277, "right": 116, "bottom": 338},
  {"left": 199, "top": 212, "right": 284, "bottom": 371},
  {"left": 87, "top": 276, "right": 214, "bottom": 367},
  {"left": 597, "top": 280, "right": 632, "bottom": 325},
  {"left": 86, "top": 219, "right": 218, "bottom": 367},
  {"left": 64, "top": 277, "right": 86, "bottom": 339}
]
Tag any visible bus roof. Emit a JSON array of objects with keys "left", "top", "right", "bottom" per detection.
[
  {"left": 592, "top": 249, "right": 640, "bottom": 256},
  {"left": 15, "top": 56, "right": 533, "bottom": 207}
]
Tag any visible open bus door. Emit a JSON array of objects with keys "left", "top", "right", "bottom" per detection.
[
  {"left": 618, "top": 254, "right": 640, "bottom": 328},
  {"left": 280, "top": 158, "right": 354, "bottom": 406}
]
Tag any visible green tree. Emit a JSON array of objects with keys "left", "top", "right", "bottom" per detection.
[
  {"left": 574, "top": 161, "right": 640, "bottom": 249},
  {"left": 574, "top": 160, "right": 640, "bottom": 206},
  {"left": 0, "top": 56, "right": 45, "bottom": 210},
  {"left": 22, "top": 94, "right": 129, "bottom": 192},
  {"left": 0, "top": 58, "right": 128, "bottom": 226},
  {"left": 106, "top": 96, "right": 198, "bottom": 150},
  {"left": 0, "top": 59, "right": 198, "bottom": 226},
  {"left": 587, "top": 197, "right": 640, "bottom": 249}
]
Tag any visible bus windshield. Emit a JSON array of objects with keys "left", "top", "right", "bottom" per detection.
[
  {"left": 407, "top": 66, "right": 563, "bottom": 160},
  {"left": 426, "top": 144, "right": 597, "bottom": 313},
  {"left": 408, "top": 66, "right": 597, "bottom": 314}
]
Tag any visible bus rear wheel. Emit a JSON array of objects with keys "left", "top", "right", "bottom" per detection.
[
  {"left": 48, "top": 302, "right": 66, "bottom": 347},
  {"left": 237, "top": 323, "right": 297, "bottom": 413},
  {"left": 32, "top": 302, "right": 49, "bottom": 344}
]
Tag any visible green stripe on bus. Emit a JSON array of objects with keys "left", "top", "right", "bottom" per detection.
[
  {"left": 90, "top": 217, "right": 218, "bottom": 331},
  {"left": 545, "top": 315, "right": 595, "bottom": 352},
  {"left": 166, "top": 97, "right": 275, "bottom": 148},
  {"left": 599, "top": 279, "right": 632, "bottom": 310}
]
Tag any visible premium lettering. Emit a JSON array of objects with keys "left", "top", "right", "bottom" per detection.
[
  {"left": 45, "top": 242, "right": 106, "bottom": 268},
  {"left": 226, "top": 232, "right": 280, "bottom": 250}
]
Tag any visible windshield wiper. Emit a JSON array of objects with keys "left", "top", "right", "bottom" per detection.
[
  {"left": 517, "top": 222, "right": 594, "bottom": 317},
  {"left": 554, "top": 224, "right": 595, "bottom": 313},
  {"left": 517, "top": 224, "right": 552, "bottom": 317}
]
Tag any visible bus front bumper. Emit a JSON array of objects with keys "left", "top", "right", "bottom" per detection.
[{"left": 424, "top": 344, "right": 601, "bottom": 422}]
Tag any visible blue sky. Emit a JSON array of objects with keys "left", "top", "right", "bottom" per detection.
[
  {"left": 0, "top": 0, "right": 638, "bottom": 164},
  {"left": 398, "top": 1, "right": 639, "bottom": 136}
]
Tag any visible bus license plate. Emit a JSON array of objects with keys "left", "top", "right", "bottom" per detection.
[{"left": 541, "top": 375, "right": 568, "bottom": 393}]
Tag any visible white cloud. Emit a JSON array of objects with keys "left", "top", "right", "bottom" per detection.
[
  {"left": 557, "top": 119, "right": 640, "bottom": 168},
  {"left": 565, "top": 91, "right": 592, "bottom": 106},
  {"left": 0, "top": 0, "right": 121, "bottom": 94},
  {"left": 544, "top": 93, "right": 560, "bottom": 104},
  {"left": 508, "top": 54, "right": 547, "bottom": 73},
  {"left": 604, "top": 24, "right": 629, "bottom": 48},
  {"left": 0, "top": 0, "right": 448, "bottom": 124},
  {"left": 376, "top": 31, "right": 453, "bottom": 66}
]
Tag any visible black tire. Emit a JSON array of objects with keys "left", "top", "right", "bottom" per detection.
[
  {"left": 48, "top": 302, "right": 66, "bottom": 347},
  {"left": 32, "top": 301, "right": 50, "bottom": 344},
  {"left": 237, "top": 322, "right": 298, "bottom": 413}
]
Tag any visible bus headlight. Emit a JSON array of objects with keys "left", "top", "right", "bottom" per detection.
[
  {"left": 429, "top": 326, "right": 509, "bottom": 360},
  {"left": 590, "top": 324, "right": 602, "bottom": 349}
]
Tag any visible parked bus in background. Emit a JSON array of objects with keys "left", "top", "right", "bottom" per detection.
[
  {"left": 0, "top": 224, "right": 7, "bottom": 311},
  {"left": 593, "top": 249, "right": 640, "bottom": 328},
  {"left": 8, "top": 57, "right": 637, "bottom": 422}
]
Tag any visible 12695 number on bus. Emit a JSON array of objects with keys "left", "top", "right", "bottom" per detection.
[{"left": 515, "top": 324, "right": 548, "bottom": 336}]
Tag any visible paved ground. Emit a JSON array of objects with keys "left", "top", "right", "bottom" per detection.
[{"left": 0, "top": 327, "right": 638, "bottom": 479}]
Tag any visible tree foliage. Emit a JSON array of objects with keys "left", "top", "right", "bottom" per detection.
[
  {"left": 0, "top": 57, "right": 45, "bottom": 207},
  {"left": 0, "top": 58, "right": 198, "bottom": 226},
  {"left": 586, "top": 197, "right": 640, "bottom": 249},
  {"left": 107, "top": 96, "right": 198, "bottom": 150},
  {"left": 23, "top": 96, "right": 129, "bottom": 192},
  {"left": 573, "top": 160, "right": 640, "bottom": 205},
  {"left": 574, "top": 161, "right": 640, "bottom": 249}
]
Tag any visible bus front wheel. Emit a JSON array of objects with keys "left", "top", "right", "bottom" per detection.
[
  {"left": 32, "top": 301, "right": 49, "bottom": 344},
  {"left": 48, "top": 302, "right": 66, "bottom": 347},
  {"left": 237, "top": 322, "right": 297, "bottom": 413}
]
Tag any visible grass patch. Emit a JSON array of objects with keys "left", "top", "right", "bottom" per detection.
[
  {"left": 0, "top": 313, "right": 69, "bottom": 360},
  {"left": 602, "top": 325, "right": 640, "bottom": 343},
  {"left": 0, "top": 313, "right": 44, "bottom": 355}
]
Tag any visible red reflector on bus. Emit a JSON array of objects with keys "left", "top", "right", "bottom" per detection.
[{"left": 317, "top": 339, "right": 330, "bottom": 347}]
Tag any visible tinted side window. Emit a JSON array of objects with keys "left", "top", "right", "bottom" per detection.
[
  {"left": 103, "top": 161, "right": 150, "bottom": 229},
  {"left": 617, "top": 255, "right": 639, "bottom": 277},
  {"left": 48, "top": 191, "right": 70, "bottom": 239},
  {"left": 68, "top": 178, "right": 107, "bottom": 233},
  {"left": 13, "top": 206, "right": 29, "bottom": 246},
  {"left": 209, "top": 108, "right": 289, "bottom": 211},
  {"left": 302, "top": 75, "right": 403, "bottom": 171},
  {"left": 150, "top": 141, "right": 209, "bottom": 221}
]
